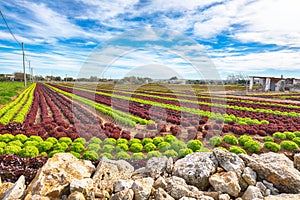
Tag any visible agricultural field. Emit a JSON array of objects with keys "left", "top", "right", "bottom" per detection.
[
  {"left": 0, "top": 81, "right": 25, "bottom": 106},
  {"left": 1, "top": 81, "right": 300, "bottom": 183}
]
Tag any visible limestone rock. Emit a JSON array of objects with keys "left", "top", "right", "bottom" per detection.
[
  {"left": 113, "top": 180, "right": 134, "bottom": 193},
  {"left": 164, "top": 176, "right": 203, "bottom": 199},
  {"left": 110, "top": 189, "right": 134, "bottom": 200},
  {"left": 154, "top": 188, "right": 175, "bottom": 200},
  {"left": 256, "top": 182, "right": 267, "bottom": 196},
  {"left": 67, "top": 191, "right": 86, "bottom": 200},
  {"left": 218, "top": 193, "right": 230, "bottom": 200},
  {"left": 264, "top": 194, "right": 300, "bottom": 200},
  {"left": 209, "top": 171, "right": 241, "bottom": 197},
  {"left": 2, "top": 175, "right": 26, "bottom": 200},
  {"left": 146, "top": 156, "right": 169, "bottom": 178},
  {"left": 26, "top": 153, "right": 95, "bottom": 199},
  {"left": 132, "top": 177, "right": 154, "bottom": 200},
  {"left": 153, "top": 176, "right": 167, "bottom": 189},
  {"left": 262, "top": 180, "right": 279, "bottom": 195},
  {"left": 214, "top": 149, "right": 245, "bottom": 175},
  {"left": 70, "top": 178, "right": 94, "bottom": 198},
  {"left": 0, "top": 182, "right": 14, "bottom": 199},
  {"left": 24, "top": 194, "right": 51, "bottom": 200},
  {"left": 173, "top": 152, "right": 218, "bottom": 190},
  {"left": 242, "top": 186, "right": 263, "bottom": 200},
  {"left": 244, "top": 152, "right": 300, "bottom": 193},
  {"left": 294, "top": 153, "right": 300, "bottom": 171},
  {"left": 166, "top": 157, "right": 173, "bottom": 174},
  {"left": 179, "top": 198, "right": 196, "bottom": 200},
  {"left": 242, "top": 167, "right": 257, "bottom": 186},
  {"left": 92, "top": 157, "right": 134, "bottom": 197}
]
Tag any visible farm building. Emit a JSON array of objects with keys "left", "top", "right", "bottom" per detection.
[{"left": 249, "top": 76, "right": 300, "bottom": 92}]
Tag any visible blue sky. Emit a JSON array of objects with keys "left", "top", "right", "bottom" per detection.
[{"left": 0, "top": 0, "right": 300, "bottom": 80}]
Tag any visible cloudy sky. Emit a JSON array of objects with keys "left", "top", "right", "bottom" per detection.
[{"left": 0, "top": 0, "right": 300, "bottom": 80}]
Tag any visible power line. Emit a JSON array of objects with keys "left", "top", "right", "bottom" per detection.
[{"left": 0, "top": 10, "right": 21, "bottom": 45}]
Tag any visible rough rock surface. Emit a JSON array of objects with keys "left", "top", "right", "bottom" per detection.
[
  {"left": 67, "top": 191, "right": 86, "bottom": 200},
  {"left": 132, "top": 177, "right": 154, "bottom": 200},
  {"left": 154, "top": 188, "right": 175, "bottom": 200},
  {"left": 145, "top": 156, "right": 169, "bottom": 178},
  {"left": 110, "top": 189, "right": 134, "bottom": 200},
  {"left": 0, "top": 182, "right": 14, "bottom": 199},
  {"left": 242, "top": 167, "right": 257, "bottom": 186},
  {"left": 164, "top": 176, "right": 203, "bottom": 199},
  {"left": 113, "top": 179, "right": 134, "bottom": 193},
  {"left": 242, "top": 185, "right": 263, "bottom": 200},
  {"left": 242, "top": 152, "right": 300, "bottom": 193},
  {"left": 209, "top": 171, "right": 241, "bottom": 197},
  {"left": 264, "top": 193, "right": 300, "bottom": 200},
  {"left": 92, "top": 157, "right": 134, "bottom": 197},
  {"left": 218, "top": 193, "right": 230, "bottom": 200},
  {"left": 2, "top": 175, "right": 26, "bottom": 200},
  {"left": 173, "top": 152, "right": 218, "bottom": 190},
  {"left": 25, "top": 153, "right": 95, "bottom": 199}
]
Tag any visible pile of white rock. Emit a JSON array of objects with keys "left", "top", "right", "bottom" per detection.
[{"left": 1, "top": 149, "right": 300, "bottom": 200}]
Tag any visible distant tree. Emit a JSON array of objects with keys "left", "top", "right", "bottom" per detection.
[{"left": 169, "top": 76, "right": 178, "bottom": 80}]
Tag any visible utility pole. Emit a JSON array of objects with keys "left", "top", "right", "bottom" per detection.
[
  {"left": 28, "top": 60, "right": 31, "bottom": 83},
  {"left": 31, "top": 67, "right": 33, "bottom": 82},
  {"left": 22, "top": 42, "right": 26, "bottom": 87}
]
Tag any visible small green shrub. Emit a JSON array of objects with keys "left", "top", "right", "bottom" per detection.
[
  {"left": 164, "top": 134, "right": 177, "bottom": 143},
  {"left": 48, "top": 150, "right": 64, "bottom": 158},
  {"left": 129, "top": 138, "right": 141, "bottom": 146},
  {"left": 280, "top": 140, "right": 299, "bottom": 151},
  {"left": 103, "top": 138, "right": 116, "bottom": 146},
  {"left": 187, "top": 140, "right": 202, "bottom": 152},
  {"left": 263, "top": 142, "right": 281, "bottom": 152},
  {"left": 70, "top": 151, "right": 81, "bottom": 159},
  {"left": 117, "top": 138, "right": 129, "bottom": 145},
  {"left": 0, "top": 147, "right": 3, "bottom": 155},
  {"left": 87, "top": 143, "right": 101, "bottom": 152},
  {"left": 13, "top": 134, "right": 28, "bottom": 143},
  {"left": 263, "top": 136, "right": 274, "bottom": 142},
  {"left": 73, "top": 137, "right": 86, "bottom": 145},
  {"left": 144, "top": 143, "right": 156, "bottom": 152},
  {"left": 131, "top": 152, "right": 145, "bottom": 160},
  {"left": 102, "top": 144, "right": 114, "bottom": 153},
  {"left": 58, "top": 137, "right": 72, "bottom": 145},
  {"left": 82, "top": 150, "right": 98, "bottom": 161},
  {"left": 292, "top": 137, "right": 300, "bottom": 146},
  {"left": 40, "top": 152, "right": 47, "bottom": 157},
  {"left": 238, "top": 135, "right": 253, "bottom": 146},
  {"left": 158, "top": 142, "right": 171, "bottom": 152},
  {"left": 163, "top": 150, "right": 178, "bottom": 158},
  {"left": 229, "top": 146, "right": 246, "bottom": 154},
  {"left": 37, "top": 141, "right": 53, "bottom": 152},
  {"left": 116, "top": 143, "right": 129, "bottom": 152},
  {"left": 19, "top": 146, "right": 39, "bottom": 158},
  {"left": 8, "top": 140, "right": 23, "bottom": 147},
  {"left": 153, "top": 137, "right": 164, "bottom": 146},
  {"left": 215, "top": 147, "right": 228, "bottom": 151},
  {"left": 244, "top": 140, "right": 261, "bottom": 153},
  {"left": 142, "top": 138, "right": 153, "bottom": 145},
  {"left": 209, "top": 136, "right": 222, "bottom": 147},
  {"left": 89, "top": 137, "right": 102, "bottom": 145},
  {"left": 23, "top": 140, "right": 38, "bottom": 147},
  {"left": 53, "top": 142, "right": 68, "bottom": 152},
  {"left": 99, "top": 153, "right": 113, "bottom": 159},
  {"left": 170, "top": 140, "right": 186, "bottom": 152},
  {"left": 294, "top": 131, "right": 300, "bottom": 137},
  {"left": 223, "top": 134, "right": 238, "bottom": 145},
  {"left": 0, "top": 134, "right": 14, "bottom": 143},
  {"left": 273, "top": 132, "right": 286, "bottom": 140},
  {"left": 70, "top": 142, "right": 85, "bottom": 153},
  {"left": 29, "top": 136, "right": 43, "bottom": 143},
  {"left": 115, "top": 151, "right": 131, "bottom": 160},
  {"left": 129, "top": 143, "right": 143, "bottom": 153},
  {"left": 284, "top": 132, "right": 296, "bottom": 140},
  {"left": 178, "top": 148, "right": 193, "bottom": 158},
  {"left": 196, "top": 147, "right": 211, "bottom": 152},
  {"left": 0, "top": 141, "right": 6, "bottom": 148},
  {"left": 45, "top": 137, "right": 58, "bottom": 144},
  {"left": 4, "top": 145, "right": 21, "bottom": 155},
  {"left": 147, "top": 150, "right": 162, "bottom": 158}
]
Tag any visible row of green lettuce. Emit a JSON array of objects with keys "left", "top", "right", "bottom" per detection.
[
  {"left": 0, "top": 83, "right": 36, "bottom": 125},
  {"left": 54, "top": 84, "right": 269, "bottom": 125},
  {"left": 209, "top": 131, "right": 300, "bottom": 154},
  {"left": 1, "top": 130, "right": 299, "bottom": 161},
  {"left": 45, "top": 84, "right": 154, "bottom": 127}
]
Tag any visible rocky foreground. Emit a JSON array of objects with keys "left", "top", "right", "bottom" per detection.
[{"left": 1, "top": 150, "right": 300, "bottom": 200}]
